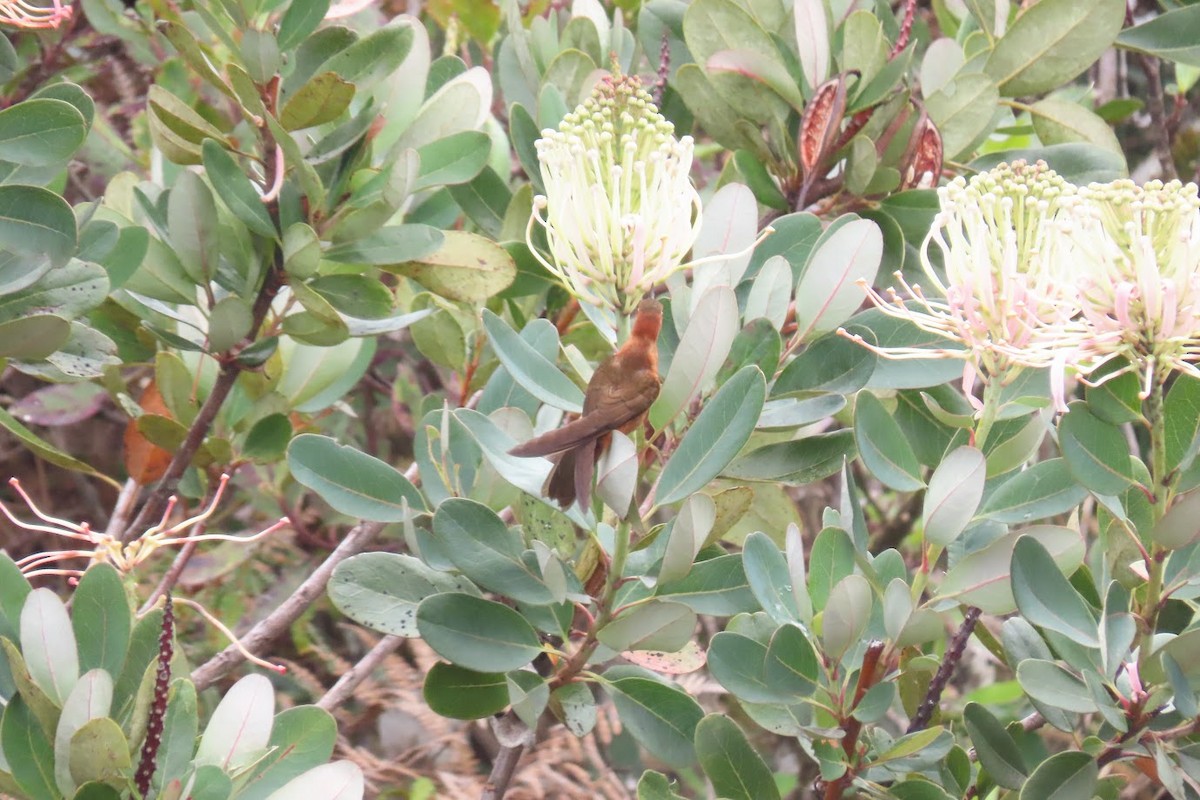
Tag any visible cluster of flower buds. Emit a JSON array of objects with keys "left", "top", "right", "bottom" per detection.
[
  {"left": 528, "top": 71, "right": 703, "bottom": 316},
  {"left": 844, "top": 161, "right": 1200, "bottom": 409}
]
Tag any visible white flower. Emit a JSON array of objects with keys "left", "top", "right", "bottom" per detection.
[
  {"left": 1065, "top": 179, "right": 1200, "bottom": 396},
  {"left": 527, "top": 73, "right": 702, "bottom": 315},
  {"left": 842, "top": 161, "right": 1082, "bottom": 405}
]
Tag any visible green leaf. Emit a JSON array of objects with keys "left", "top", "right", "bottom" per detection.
[
  {"left": 936, "top": 526, "right": 1084, "bottom": 614},
  {"left": 1018, "top": 750, "right": 1097, "bottom": 800},
  {"left": 449, "top": 167, "right": 511, "bottom": 239},
  {"left": 0, "top": 407, "right": 113, "bottom": 485},
  {"left": 67, "top": 717, "right": 128, "bottom": 789},
  {"left": 1012, "top": 534, "right": 1099, "bottom": 647},
  {"left": 324, "top": 224, "right": 445, "bottom": 265},
  {"left": 854, "top": 392, "right": 924, "bottom": 491},
  {"left": 242, "top": 414, "right": 291, "bottom": 462},
  {"left": 195, "top": 674, "right": 274, "bottom": 771},
  {"left": 236, "top": 706, "right": 337, "bottom": 800},
  {"left": 0, "top": 99, "right": 86, "bottom": 166},
  {"left": 1016, "top": 659, "right": 1095, "bottom": 713},
  {"left": 552, "top": 682, "right": 597, "bottom": 737},
  {"left": 387, "top": 230, "right": 516, "bottom": 304},
  {"left": 70, "top": 565, "right": 130, "bottom": 679},
  {"left": 707, "top": 632, "right": 779, "bottom": 703},
  {"left": 507, "top": 670, "right": 549, "bottom": 729},
  {"left": 0, "top": 260, "right": 107, "bottom": 327},
  {"left": 658, "top": 493, "right": 715, "bottom": 584},
  {"left": 323, "top": 19, "right": 414, "bottom": 88},
  {"left": 0, "top": 315, "right": 71, "bottom": 360},
  {"left": 287, "top": 433, "right": 426, "bottom": 521},
  {"left": 167, "top": 170, "right": 219, "bottom": 284},
  {"left": 155, "top": 680, "right": 197, "bottom": 789},
  {"left": 695, "top": 715, "right": 781, "bottom": 800},
  {"left": 414, "top": 131, "right": 491, "bottom": 190},
  {"left": 742, "top": 531, "right": 799, "bottom": 623},
  {"left": 656, "top": 366, "right": 766, "bottom": 505},
  {"left": 60, "top": 675, "right": 117, "bottom": 796},
  {"left": 807, "top": 526, "right": 855, "bottom": 612},
  {"left": 71, "top": 783, "right": 121, "bottom": 800},
  {"left": 970, "top": 143, "right": 1126, "bottom": 185},
  {"left": 706, "top": 49, "right": 805, "bottom": 111},
  {"left": 962, "top": 702, "right": 1027, "bottom": 789},
  {"left": 1030, "top": 99, "right": 1122, "bottom": 157},
  {"left": 0, "top": 185, "right": 76, "bottom": 270},
  {"left": 1165, "top": 374, "right": 1200, "bottom": 473},
  {"left": 147, "top": 83, "right": 227, "bottom": 147},
  {"left": 655, "top": 555, "right": 758, "bottom": 616},
  {"left": 416, "top": 593, "right": 541, "bottom": 672},
  {"left": 1117, "top": 4, "right": 1200, "bottom": 68},
  {"left": 308, "top": 275, "right": 393, "bottom": 319},
  {"left": 980, "top": 459, "right": 1089, "bottom": 524},
  {"left": 596, "top": 601, "right": 696, "bottom": 653},
  {"left": 21, "top": 588, "right": 79, "bottom": 705},
  {"left": 111, "top": 610, "right": 162, "bottom": 720},
  {"left": 794, "top": 218, "right": 882, "bottom": 341},
  {"left": 723, "top": 431, "right": 855, "bottom": 482},
  {"left": 637, "top": 771, "right": 687, "bottom": 800},
  {"left": 821, "top": 574, "right": 872, "bottom": 661},
  {"left": 763, "top": 622, "right": 819, "bottom": 697},
  {"left": 200, "top": 139, "right": 277, "bottom": 238},
  {"left": 923, "top": 446, "right": 985, "bottom": 547},
  {"left": 604, "top": 672, "right": 703, "bottom": 767},
  {"left": 482, "top": 311, "right": 583, "bottom": 413},
  {"left": 925, "top": 72, "right": 1000, "bottom": 160},
  {"left": 279, "top": 72, "right": 355, "bottom": 131},
  {"left": 423, "top": 663, "right": 508, "bottom": 720},
  {"left": 1, "top": 695, "right": 58, "bottom": 800},
  {"left": 277, "top": 0, "right": 331, "bottom": 50},
  {"left": 773, "top": 329, "right": 876, "bottom": 397},
  {"left": 240, "top": 29, "right": 280, "bottom": 85},
  {"left": 733, "top": 150, "right": 788, "bottom": 210},
  {"left": 2, "top": 637, "right": 62, "bottom": 738},
  {"left": 1058, "top": 402, "right": 1137, "bottom": 495},
  {"left": 433, "top": 498, "right": 555, "bottom": 604},
  {"left": 652, "top": 286, "right": 740, "bottom": 430},
  {"left": 329, "top": 552, "right": 478, "bottom": 637},
  {"left": 1152, "top": 490, "right": 1200, "bottom": 549},
  {"left": 984, "top": 0, "right": 1124, "bottom": 96}
]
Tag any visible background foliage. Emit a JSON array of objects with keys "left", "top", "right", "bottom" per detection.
[{"left": 2, "top": 0, "right": 1200, "bottom": 797}]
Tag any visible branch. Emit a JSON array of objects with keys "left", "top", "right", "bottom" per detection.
[
  {"left": 190, "top": 520, "right": 385, "bottom": 691},
  {"left": 316, "top": 634, "right": 403, "bottom": 711},
  {"left": 121, "top": 266, "right": 283, "bottom": 542},
  {"left": 481, "top": 711, "right": 534, "bottom": 800},
  {"left": 1137, "top": 53, "right": 1179, "bottom": 181},
  {"left": 908, "top": 606, "right": 982, "bottom": 733}
]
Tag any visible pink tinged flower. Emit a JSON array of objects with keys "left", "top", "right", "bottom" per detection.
[
  {"left": 0, "top": 0, "right": 72, "bottom": 29},
  {"left": 1, "top": 473, "right": 288, "bottom": 577},
  {"left": 527, "top": 72, "right": 703, "bottom": 315},
  {"left": 1067, "top": 179, "right": 1200, "bottom": 396},
  {"left": 840, "top": 161, "right": 1084, "bottom": 408}
]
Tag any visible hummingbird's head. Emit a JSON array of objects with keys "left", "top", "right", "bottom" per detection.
[{"left": 631, "top": 298, "right": 663, "bottom": 341}]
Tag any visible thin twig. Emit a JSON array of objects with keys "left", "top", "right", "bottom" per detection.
[
  {"left": 481, "top": 711, "right": 533, "bottom": 800},
  {"left": 1137, "top": 53, "right": 1179, "bottom": 181},
  {"left": 316, "top": 634, "right": 403, "bottom": 711},
  {"left": 190, "top": 520, "right": 386, "bottom": 691},
  {"left": 104, "top": 478, "right": 140, "bottom": 538},
  {"left": 908, "top": 606, "right": 982, "bottom": 733},
  {"left": 139, "top": 539, "right": 197, "bottom": 615}
]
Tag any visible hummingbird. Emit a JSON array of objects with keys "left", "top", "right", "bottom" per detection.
[{"left": 509, "top": 299, "right": 663, "bottom": 509}]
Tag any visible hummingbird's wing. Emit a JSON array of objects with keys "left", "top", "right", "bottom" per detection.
[{"left": 508, "top": 368, "right": 660, "bottom": 457}]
